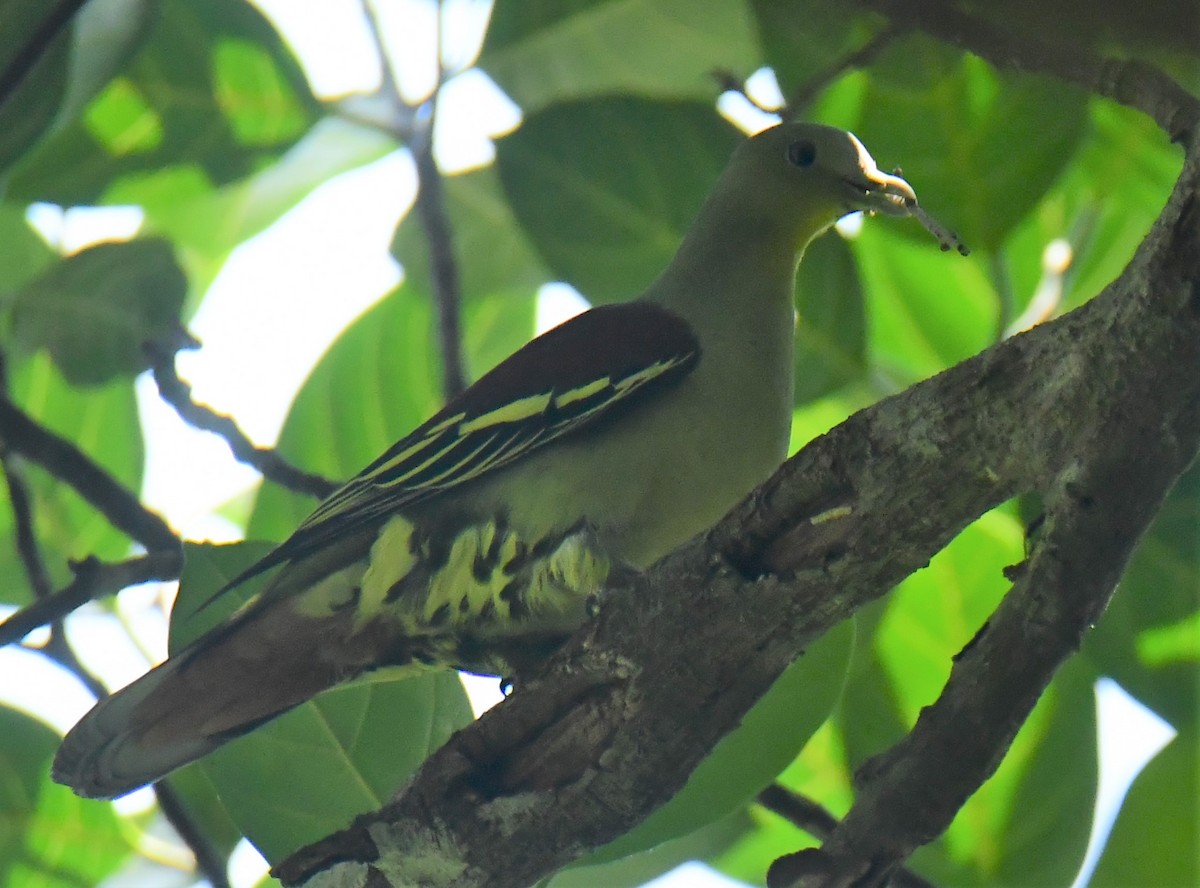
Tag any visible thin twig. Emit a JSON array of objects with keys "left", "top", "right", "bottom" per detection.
[
  {"left": 146, "top": 343, "right": 337, "bottom": 500},
  {"left": 363, "top": 0, "right": 467, "bottom": 399},
  {"left": 758, "top": 785, "right": 938, "bottom": 888},
  {"left": 156, "top": 781, "right": 232, "bottom": 888},
  {"left": 0, "top": 0, "right": 90, "bottom": 113},
  {"left": 0, "top": 553, "right": 181, "bottom": 648},
  {"left": 0, "top": 396, "right": 180, "bottom": 553}
]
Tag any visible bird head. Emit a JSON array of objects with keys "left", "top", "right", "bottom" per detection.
[{"left": 720, "top": 121, "right": 918, "bottom": 247}]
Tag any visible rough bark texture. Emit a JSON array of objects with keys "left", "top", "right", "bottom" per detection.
[{"left": 272, "top": 114, "right": 1200, "bottom": 888}]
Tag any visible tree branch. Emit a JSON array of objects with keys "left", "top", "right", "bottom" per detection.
[
  {"left": 147, "top": 342, "right": 337, "bottom": 500},
  {"left": 757, "top": 786, "right": 937, "bottom": 888},
  {"left": 271, "top": 120, "right": 1200, "bottom": 888},
  {"left": 0, "top": 395, "right": 179, "bottom": 554},
  {"left": 0, "top": 553, "right": 181, "bottom": 647}
]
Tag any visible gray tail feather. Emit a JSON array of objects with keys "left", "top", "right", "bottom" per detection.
[{"left": 52, "top": 600, "right": 379, "bottom": 800}]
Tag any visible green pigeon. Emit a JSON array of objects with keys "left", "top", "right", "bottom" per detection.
[{"left": 55, "top": 122, "right": 936, "bottom": 799}]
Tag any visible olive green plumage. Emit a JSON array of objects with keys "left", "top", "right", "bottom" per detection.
[{"left": 54, "top": 122, "right": 918, "bottom": 799}]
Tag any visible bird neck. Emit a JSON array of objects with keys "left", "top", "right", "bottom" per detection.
[{"left": 646, "top": 186, "right": 830, "bottom": 346}]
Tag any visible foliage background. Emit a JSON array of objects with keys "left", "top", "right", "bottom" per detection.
[{"left": 0, "top": 1, "right": 1195, "bottom": 886}]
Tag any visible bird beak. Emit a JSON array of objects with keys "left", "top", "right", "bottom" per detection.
[
  {"left": 839, "top": 132, "right": 917, "bottom": 217},
  {"left": 842, "top": 165, "right": 917, "bottom": 217}
]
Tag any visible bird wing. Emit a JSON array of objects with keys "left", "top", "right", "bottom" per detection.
[{"left": 215, "top": 301, "right": 700, "bottom": 594}]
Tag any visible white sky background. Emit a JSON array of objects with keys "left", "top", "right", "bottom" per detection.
[{"left": 0, "top": 1, "right": 1179, "bottom": 886}]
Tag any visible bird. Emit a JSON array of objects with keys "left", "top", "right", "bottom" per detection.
[{"left": 54, "top": 121, "right": 926, "bottom": 800}]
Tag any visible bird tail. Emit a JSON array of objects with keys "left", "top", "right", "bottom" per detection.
[{"left": 53, "top": 597, "right": 398, "bottom": 800}]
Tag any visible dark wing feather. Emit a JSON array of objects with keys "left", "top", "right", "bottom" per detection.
[{"left": 216, "top": 302, "right": 699, "bottom": 594}]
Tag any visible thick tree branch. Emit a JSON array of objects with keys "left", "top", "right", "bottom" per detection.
[
  {"left": 272, "top": 123, "right": 1200, "bottom": 888},
  {"left": 757, "top": 786, "right": 936, "bottom": 888},
  {"left": 147, "top": 343, "right": 337, "bottom": 500}
]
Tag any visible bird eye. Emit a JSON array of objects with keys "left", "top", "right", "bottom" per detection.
[{"left": 787, "top": 140, "right": 817, "bottom": 168}]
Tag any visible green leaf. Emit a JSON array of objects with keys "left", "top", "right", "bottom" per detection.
[
  {"left": 0, "top": 202, "right": 56, "bottom": 293},
  {"left": 391, "top": 165, "right": 550, "bottom": 303},
  {"left": 9, "top": 773, "right": 132, "bottom": 886},
  {"left": 10, "top": 238, "right": 187, "bottom": 386},
  {"left": 496, "top": 97, "right": 740, "bottom": 303},
  {"left": 247, "top": 285, "right": 444, "bottom": 541},
  {"left": 480, "top": 0, "right": 760, "bottom": 112},
  {"left": 169, "top": 542, "right": 474, "bottom": 863},
  {"left": 6, "top": 0, "right": 319, "bottom": 205},
  {"left": 0, "top": 354, "right": 143, "bottom": 604},
  {"left": 850, "top": 40, "right": 1089, "bottom": 252},
  {"left": 0, "top": 706, "right": 58, "bottom": 882},
  {"left": 1085, "top": 462, "right": 1200, "bottom": 730},
  {"left": 991, "top": 658, "right": 1097, "bottom": 888},
  {"left": 794, "top": 233, "right": 866, "bottom": 403},
  {"left": 585, "top": 620, "right": 853, "bottom": 864},
  {"left": 854, "top": 223, "right": 996, "bottom": 385},
  {"left": 1089, "top": 729, "right": 1199, "bottom": 888}
]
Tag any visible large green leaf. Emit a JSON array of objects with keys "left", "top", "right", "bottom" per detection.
[
  {"left": 854, "top": 223, "right": 996, "bottom": 386},
  {"left": 1089, "top": 729, "right": 1199, "bottom": 888},
  {"left": 1085, "top": 462, "right": 1200, "bottom": 731},
  {"left": 496, "top": 97, "right": 740, "bottom": 303},
  {"left": 480, "top": 0, "right": 760, "bottom": 112},
  {"left": 10, "top": 238, "right": 187, "bottom": 385},
  {"left": 247, "top": 284, "right": 445, "bottom": 541},
  {"left": 990, "top": 657, "right": 1097, "bottom": 887},
  {"left": 0, "top": 706, "right": 58, "bottom": 882},
  {"left": 6, "top": 0, "right": 319, "bottom": 205},
  {"left": 169, "top": 542, "right": 474, "bottom": 863},
  {"left": 8, "top": 773, "right": 132, "bottom": 886}
]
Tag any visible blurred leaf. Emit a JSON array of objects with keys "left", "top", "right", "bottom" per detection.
[
  {"left": 7, "top": 0, "right": 319, "bottom": 205},
  {"left": 11, "top": 238, "right": 187, "bottom": 385},
  {"left": 1089, "top": 729, "right": 1199, "bottom": 888},
  {"left": 110, "top": 117, "right": 398, "bottom": 301},
  {"left": 247, "top": 284, "right": 444, "bottom": 541},
  {"left": 585, "top": 620, "right": 854, "bottom": 864},
  {"left": 794, "top": 233, "right": 866, "bottom": 403},
  {"left": 462, "top": 289, "right": 538, "bottom": 382},
  {"left": 849, "top": 39, "right": 1089, "bottom": 252},
  {"left": 480, "top": 0, "right": 760, "bottom": 112},
  {"left": 0, "top": 202, "right": 56, "bottom": 293},
  {"left": 0, "top": 354, "right": 142, "bottom": 605},
  {"left": 391, "top": 164, "right": 549, "bottom": 303},
  {"left": 0, "top": 706, "right": 58, "bottom": 881},
  {"left": 497, "top": 97, "right": 740, "bottom": 303},
  {"left": 854, "top": 223, "right": 996, "bottom": 385},
  {"left": 0, "top": 4, "right": 69, "bottom": 178},
  {"left": 551, "top": 811, "right": 751, "bottom": 888},
  {"left": 1086, "top": 462, "right": 1200, "bottom": 730},
  {"left": 991, "top": 658, "right": 1097, "bottom": 887},
  {"left": 7, "top": 767, "right": 131, "bottom": 885},
  {"left": 170, "top": 542, "right": 474, "bottom": 863}
]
